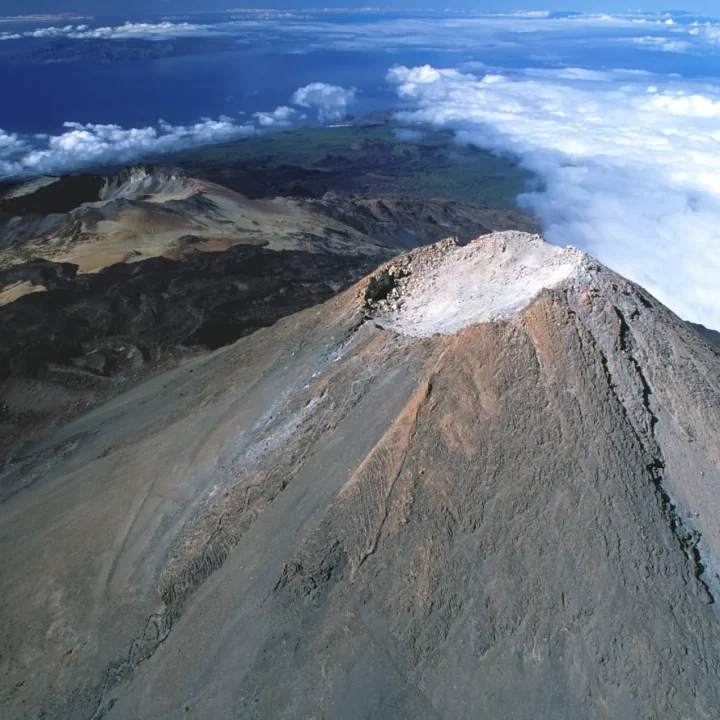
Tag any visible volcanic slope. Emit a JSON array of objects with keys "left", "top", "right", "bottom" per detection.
[
  {"left": 0, "top": 166, "right": 535, "bottom": 460},
  {"left": 1, "top": 232, "right": 720, "bottom": 720}
]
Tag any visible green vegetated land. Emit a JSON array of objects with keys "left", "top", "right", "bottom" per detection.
[{"left": 167, "top": 122, "right": 534, "bottom": 210}]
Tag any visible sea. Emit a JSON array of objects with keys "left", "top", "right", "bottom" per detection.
[
  {"left": 3, "top": 10, "right": 720, "bottom": 136},
  {"left": 1, "top": 12, "right": 456, "bottom": 134}
]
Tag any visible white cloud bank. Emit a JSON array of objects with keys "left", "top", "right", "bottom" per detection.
[
  {"left": 0, "top": 80, "right": 358, "bottom": 179},
  {"left": 389, "top": 65, "right": 720, "bottom": 328},
  {"left": 0, "top": 118, "right": 256, "bottom": 177},
  {"left": 0, "top": 21, "right": 217, "bottom": 42},
  {"left": 244, "top": 10, "right": 720, "bottom": 57},
  {"left": 290, "top": 82, "right": 356, "bottom": 122},
  {"left": 252, "top": 106, "right": 298, "bottom": 128},
  {"left": 0, "top": 14, "right": 92, "bottom": 24},
  {"left": 3, "top": 12, "right": 720, "bottom": 60}
]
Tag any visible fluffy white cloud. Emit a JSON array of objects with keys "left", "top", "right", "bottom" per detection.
[
  {"left": 0, "top": 118, "right": 256, "bottom": 177},
  {"left": 0, "top": 21, "right": 217, "bottom": 42},
  {"left": 0, "top": 129, "right": 27, "bottom": 155},
  {"left": 252, "top": 106, "right": 297, "bottom": 128},
  {"left": 0, "top": 76, "right": 356, "bottom": 178},
  {"left": 504, "top": 11, "right": 551, "bottom": 19},
  {"left": 388, "top": 65, "right": 720, "bottom": 329},
  {"left": 0, "top": 96, "right": 312, "bottom": 179},
  {"left": 690, "top": 24, "right": 720, "bottom": 46},
  {"left": 291, "top": 82, "right": 356, "bottom": 122}
]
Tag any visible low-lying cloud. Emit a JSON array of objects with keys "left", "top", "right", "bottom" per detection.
[
  {"left": 291, "top": 82, "right": 356, "bottom": 122},
  {"left": 228, "top": 10, "right": 720, "bottom": 58},
  {"left": 0, "top": 117, "right": 256, "bottom": 177},
  {"left": 0, "top": 14, "right": 92, "bottom": 23},
  {"left": 0, "top": 21, "right": 217, "bottom": 42},
  {"left": 0, "top": 80, "right": 358, "bottom": 179},
  {"left": 388, "top": 64, "right": 720, "bottom": 329},
  {"left": 4, "top": 11, "right": 720, "bottom": 60},
  {"left": 252, "top": 106, "right": 298, "bottom": 128}
]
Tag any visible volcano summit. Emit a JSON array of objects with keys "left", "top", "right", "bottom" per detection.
[{"left": 0, "top": 162, "right": 719, "bottom": 720}]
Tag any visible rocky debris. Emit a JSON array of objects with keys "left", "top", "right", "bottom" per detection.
[
  {"left": 99, "top": 165, "right": 196, "bottom": 202},
  {"left": 363, "top": 255, "right": 412, "bottom": 314},
  {"left": 363, "top": 236, "right": 458, "bottom": 316}
]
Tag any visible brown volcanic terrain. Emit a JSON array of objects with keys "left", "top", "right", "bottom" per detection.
[
  {"left": 0, "top": 166, "right": 535, "bottom": 277},
  {"left": 1, "top": 225, "right": 719, "bottom": 720},
  {"left": 0, "top": 167, "right": 534, "bottom": 461}
]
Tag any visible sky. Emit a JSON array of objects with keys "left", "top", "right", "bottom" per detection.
[
  {"left": 0, "top": 2, "right": 719, "bottom": 18},
  {"left": 1, "top": 7, "right": 720, "bottom": 330}
]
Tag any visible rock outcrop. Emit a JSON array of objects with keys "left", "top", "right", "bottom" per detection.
[{"left": 1, "top": 232, "right": 719, "bottom": 720}]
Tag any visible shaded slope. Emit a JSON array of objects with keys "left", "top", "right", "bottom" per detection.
[
  {"left": 0, "top": 245, "right": 379, "bottom": 465},
  {"left": 689, "top": 322, "right": 720, "bottom": 351}
]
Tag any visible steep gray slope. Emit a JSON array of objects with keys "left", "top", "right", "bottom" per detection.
[{"left": 1, "top": 233, "right": 719, "bottom": 719}]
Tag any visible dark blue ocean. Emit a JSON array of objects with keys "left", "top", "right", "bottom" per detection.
[
  {"left": 1, "top": 13, "right": 456, "bottom": 133},
  {"left": 3, "top": 10, "right": 720, "bottom": 136}
]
